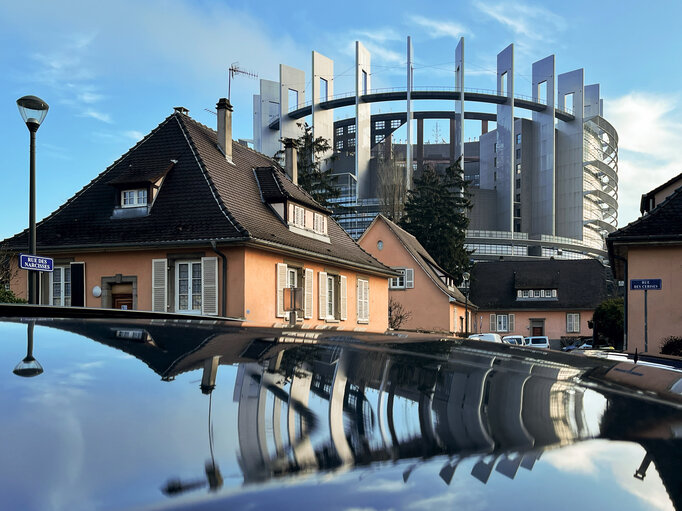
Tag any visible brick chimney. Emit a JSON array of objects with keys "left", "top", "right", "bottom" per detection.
[
  {"left": 284, "top": 138, "right": 298, "bottom": 185},
  {"left": 216, "top": 98, "right": 233, "bottom": 163}
]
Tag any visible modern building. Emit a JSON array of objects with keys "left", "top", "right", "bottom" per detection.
[
  {"left": 3, "top": 101, "right": 395, "bottom": 332},
  {"left": 253, "top": 38, "right": 618, "bottom": 262},
  {"left": 607, "top": 173, "right": 682, "bottom": 354},
  {"left": 359, "top": 214, "right": 476, "bottom": 334},
  {"left": 469, "top": 259, "right": 615, "bottom": 347}
]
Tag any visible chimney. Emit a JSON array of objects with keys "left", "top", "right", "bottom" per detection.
[
  {"left": 216, "top": 98, "right": 233, "bottom": 163},
  {"left": 481, "top": 120, "right": 489, "bottom": 134},
  {"left": 284, "top": 138, "right": 298, "bottom": 185}
]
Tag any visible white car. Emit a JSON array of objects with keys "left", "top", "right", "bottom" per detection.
[
  {"left": 524, "top": 336, "right": 550, "bottom": 349},
  {"left": 469, "top": 333, "right": 503, "bottom": 343},
  {"left": 502, "top": 335, "right": 525, "bottom": 345}
]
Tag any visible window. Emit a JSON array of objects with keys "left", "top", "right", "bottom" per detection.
[
  {"left": 175, "top": 261, "right": 202, "bottom": 313},
  {"left": 516, "top": 179, "right": 521, "bottom": 189},
  {"left": 493, "top": 157, "right": 497, "bottom": 168},
  {"left": 335, "top": 127, "right": 344, "bottom": 137},
  {"left": 391, "top": 119, "right": 401, "bottom": 128},
  {"left": 362, "top": 70, "right": 368, "bottom": 94},
  {"left": 293, "top": 205, "right": 305, "bottom": 228},
  {"left": 51, "top": 266, "right": 71, "bottom": 306},
  {"left": 375, "top": 135, "right": 383, "bottom": 144},
  {"left": 313, "top": 213, "right": 326, "bottom": 234},
  {"left": 357, "top": 278, "right": 369, "bottom": 322},
  {"left": 516, "top": 133, "right": 522, "bottom": 144},
  {"left": 288, "top": 89, "right": 298, "bottom": 109},
  {"left": 494, "top": 143, "right": 497, "bottom": 153},
  {"left": 389, "top": 268, "right": 413, "bottom": 289},
  {"left": 336, "top": 140, "right": 343, "bottom": 150},
  {"left": 516, "top": 163, "right": 521, "bottom": 174},
  {"left": 490, "top": 313, "right": 515, "bottom": 332},
  {"left": 567, "top": 313, "right": 580, "bottom": 333},
  {"left": 319, "top": 78, "right": 328, "bottom": 102},
  {"left": 122, "top": 188, "right": 147, "bottom": 207},
  {"left": 348, "top": 138, "right": 355, "bottom": 147},
  {"left": 516, "top": 148, "right": 521, "bottom": 160},
  {"left": 319, "top": 272, "right": 347, "bottom": 321},
  {"left": 494, "top": 171, "right": 497, "bottom": 181},
  {"left": 375, "top": 120, "right": 385, "bottom": 129},
  {"left": 348, "top": 124, "right": 356, "bottom": 134},
  {"left": 277, "top": 264, "right": 313, "bottom": 319}
]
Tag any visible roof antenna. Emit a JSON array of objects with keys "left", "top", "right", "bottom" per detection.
[{"left": 228, "top": 62, "right": 258, "bottom": 102}]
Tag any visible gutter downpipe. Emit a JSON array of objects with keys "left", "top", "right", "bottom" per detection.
[{"left": 210, "top": 241, "right": 228, "bottom": 317}]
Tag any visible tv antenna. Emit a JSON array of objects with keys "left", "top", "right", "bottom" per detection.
[{"left": 228, "top": 62, "right": 258, "bottom": 101}]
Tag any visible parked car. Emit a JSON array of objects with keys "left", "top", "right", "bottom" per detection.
[
  {"left": 502, "top": 335, "right": 525, "bottom": 345},
  {"left": 524, "top": 336, "right": 550, "bottom": 348},
  {"left": 469, "top": 333, "right": 503, "bottom": 343},
  {"left": 563, "top": 342, "right": 592, "bottom": 352}
]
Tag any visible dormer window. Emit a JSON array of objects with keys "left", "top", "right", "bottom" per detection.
[
  {"left": 313, "top": 213, "right": 327, "bottom": 235},
  {"left": 293, "top": 205, "right": 305, "bottom": 228},
  {"left": 122, "top": 189, "right": 148, "bottom": 208}
]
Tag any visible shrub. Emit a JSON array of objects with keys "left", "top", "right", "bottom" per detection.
[
  {"left": 0, "top": 287, "right": 26, "bottom": 304},
  {"left": 660, "top": 336, "right": 682, "bottom": 357}
]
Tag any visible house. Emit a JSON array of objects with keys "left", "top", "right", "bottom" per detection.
[
  {"left": 469, "top": 259, "right": 613, "bottom": 346},
  {"left": 4, "top": 100, "right": 394, "bottom": 332},
  {"left": 608, "top": 173, "right": 682, "bottom": 354},
  {"left": 358, "top": 214, "right": 475, "bottom": 334}
]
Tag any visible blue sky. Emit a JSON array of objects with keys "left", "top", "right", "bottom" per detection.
[{"left": 2, "top": 0, "right": 681, "bottom": 241}]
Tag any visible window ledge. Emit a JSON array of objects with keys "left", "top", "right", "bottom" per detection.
[
  {"left": 288, "top": 224, "right": 331, "bottom": 243},
  {"left": 325, "top": 318, "right": 340, "bottom": 323},
  {"left": 111, "top": 206, "right": 150, "bottom": 219},
  {"left": 357, "top": 320, "right": 369, "bottom": 324}
]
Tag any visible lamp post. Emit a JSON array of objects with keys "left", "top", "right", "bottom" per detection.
[
  {"left": 17, "top": 96, "right": 49, "bottom": 305},
  {"left": 463, "top": 271, "right": 470, "bottom": 334}
]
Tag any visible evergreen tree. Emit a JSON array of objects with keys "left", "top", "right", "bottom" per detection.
[
  {"left": 276, "top": 122, "right": 341, "bottom": 208},
  {"left": 399, "top": 162, "right": 472, "bottom": 282}
]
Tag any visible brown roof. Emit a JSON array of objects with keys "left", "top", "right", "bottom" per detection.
[
  {"left": 365, "top": 214, "right": 469, "bottom": 304},
  {"left": 3, "top": 110, "right": 391, "bottom": 275}
]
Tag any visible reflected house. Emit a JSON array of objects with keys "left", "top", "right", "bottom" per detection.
[{"left": 3, "top": 102, "right": 394, "bottom": 332}]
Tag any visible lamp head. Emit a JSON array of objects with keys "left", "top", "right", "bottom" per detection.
[{"left": 17, "top": 95, "right": 49, "bottom": 130}]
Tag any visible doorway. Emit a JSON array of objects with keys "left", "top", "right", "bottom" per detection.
[
  {"left": 101, "top": 275, "right": 138, "bottom": 310},
  {"left": 530, "top": 319, "right": 545, "bottom": 336},
  {"left": 111, "top": 283, "right": 133, "bottom": 310}
]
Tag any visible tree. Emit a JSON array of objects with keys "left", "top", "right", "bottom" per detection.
[
  {"left": 592, "top": 297, "right": 624, "bottom": 349},
  {"left": 376, "top": 154, "right": 407, "bottom": 222},
  {"left": 399, "top": 162, "right": 472, "bottom": 282},
  {"left": 0, "top": 245, "right": 25, "bottom": 303},
  {"left": 388, "top": 297, "right": 412, "bottom": 329},
  {"left": 275, "top": 122, "right": 341, "bottom": 208}
]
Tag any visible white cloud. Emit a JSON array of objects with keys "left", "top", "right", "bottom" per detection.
[
  {"left": 409, "top": 15, "right": 469, "bottom": 39},
  {"left": 354, "top": 28, "right": 402, "bottom": 44},
  {"left": 81, "top": 109, "right": 112, "bottom": 123},
  {"left": 607, "top": 92, "right": 682, "bottom": 225},
  {"left": 124, "top": 130, "right": 144, "bottom": 141},
  {"left": 474, "top": 1, "right": 566, "bottom": 42}
]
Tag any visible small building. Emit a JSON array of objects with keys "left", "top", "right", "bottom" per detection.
[
  {"left": 358, "top": 214, "right": 474, "bottom": 334},
  {"left": 469, "top": 259, "right": 612, "bottom": 346},
  {"left": 4, "top": 101, "right": 394, "bottom": 332},
  {"left": 608, "top": 173, "right": 682, "bottom": 353}
]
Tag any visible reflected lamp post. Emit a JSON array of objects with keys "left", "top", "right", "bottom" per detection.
[
  {"left": 462, "top": 272, "right": 470, "bottom": 334},
  {"left": 13, "top": 322, "right": 43, "bottom": 377},
  {"left": 17, "top": 95, "right": 49, "bottom": 305}
]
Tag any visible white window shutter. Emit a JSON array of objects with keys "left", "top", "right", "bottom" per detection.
[
  {"left": 276, "top": 263, "right": 287, "bottom": 318},
  {"left": 319, "top": 272, "right": 327, "bottom": 319},
  {"left": 152, "top": 259, "right": 168, "bottom": 312},
  {"left": 405, "top": 268, "right": 414, "bottom": 288},
  {"left": 340, "top": 275, "right": 347, "bottom": 320},
  {"left": 304, "top": 268, "right": 313, "bottom": 319},
  {"left": 489, "top": 314, "right": 496, "bottom": 332},
  {"left": 509, "top": 314, "right": 515, "bottom": 332},
  {"left": 364, "top": 280, "right": 370, "bottom": 321},
  {"left": 201, "top": 257, "right": 218, "bottom": 316}
]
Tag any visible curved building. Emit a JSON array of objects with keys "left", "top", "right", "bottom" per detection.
[{"left": 252, "top": 39, "right": 618, "bottom": 262}]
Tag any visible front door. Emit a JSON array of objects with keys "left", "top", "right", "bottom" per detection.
[
  {"left": 530, "top": 319, "right": 545, "bottom": 336},
  {"left": 111, "top": 283, "right": 134, "bottom": 310}
]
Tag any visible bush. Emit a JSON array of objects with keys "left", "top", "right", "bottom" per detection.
[
  {"left": 660, "top": 336, "right": 682, "bottom": 357},
  {"left": 0, "top": 287, "right": 26, "bottom": 304},
  {"left": 592, "top": 298, "right": 624, "bottom": 349}
]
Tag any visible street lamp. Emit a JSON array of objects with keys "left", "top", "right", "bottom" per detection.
[
  {"left": 17, "top": 95, "right": 49, "bottom": 305},
  {"left": 13, "top": 322, "right": 43, "bottom": 378},
  {"left": 462, "top": 272, "right": 471, "bottom": 334}
]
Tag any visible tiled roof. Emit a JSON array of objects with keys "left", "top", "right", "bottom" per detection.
[
  {"left": 252, "top": 166, "right": 330, "bottom": 213},
  {"left": 470, "top": 259, "right": 610, "bottom": 310},
  {"left": 609, "top": 185, "right": 682, "bottom": 241},
  {"left": 3, "top": 110, "right": 390, "bottom": 275},
  {"left": 371, "top": 214, "right": 469, "bottom": 304}
]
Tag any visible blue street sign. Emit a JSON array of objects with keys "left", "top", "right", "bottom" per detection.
[
  {"left": 630, "top": 279, "right": 662, "bottom": 290},
  {"left": 19, "top": 254, "right": 54, "bottom": 272}
]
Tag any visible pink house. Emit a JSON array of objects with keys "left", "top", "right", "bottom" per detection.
[
  {"left": 359, "top": 214, "right": 474, "bottom": 334},
  {"left": 608, "top": 173, "right": 682, "bottom": 354},
  {"left": 469, "top": 259, "right": 613, "bottom": 347}
]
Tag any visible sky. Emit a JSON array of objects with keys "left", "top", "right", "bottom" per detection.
[{"left": 2, "top": 0, "right": 682, "bottom": 242}]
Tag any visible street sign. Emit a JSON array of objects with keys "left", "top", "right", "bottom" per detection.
[
  {"left": 19, "top": 254, "right": 53, "bottom": 272},
  {"left": 630, "top": 279, "right": 662, "bottom": 290}
]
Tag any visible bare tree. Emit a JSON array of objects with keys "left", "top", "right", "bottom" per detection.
[
  {"left": 0, "top": 244, "right": 24, "bottom": 303},
  {"left": 388, "top": 297, "right": 412, "bottom": 330},
  {"left": 376, "top": 153, "right": 408, "bottom": 222}
]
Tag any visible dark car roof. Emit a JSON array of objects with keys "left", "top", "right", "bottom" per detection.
[{"left": 2, "top": 306, "right": 682, "bottom": 511}]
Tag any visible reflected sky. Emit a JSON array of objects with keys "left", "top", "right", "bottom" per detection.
[{"left": 1, "top": 319, "right": 679, "bottom": 511}]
